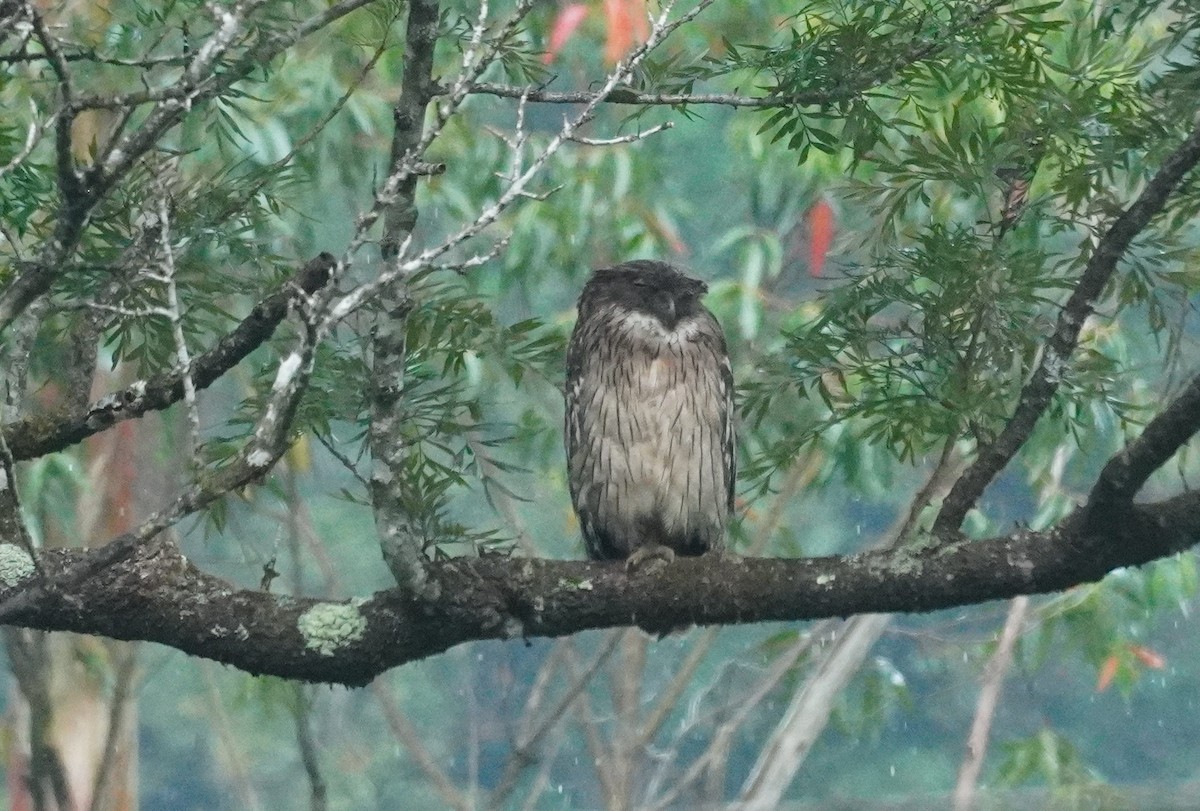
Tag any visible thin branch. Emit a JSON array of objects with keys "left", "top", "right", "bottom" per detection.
[
  {"left": 569, "top": 121, "right": 673, "bottom": 146},
  {"left": 371, "top": 681, "right": 470, "bottom": 810},
  {"left": 732, "top": 442, "right": 964, "bottom": 809},
  {"left": 28, "top": 6, "right": 74, "bottom": 103},
  {"left": 635, "top": 627, "right": 715, "bottom": 748},
  {"left": 647, "top": 625, "right": 828, "bottom": 810},
  {"left": 488, "top": 631, "right": 623, "bottom": 806},
  {"left": 0, "top": 101, "right": 52, "bottom": 183},
  {"left": 4, "top": 629, "right": 76, "bottom": 811},
  {"left": 4, "top": 254, "right": 334, "bottom": 461},
  {"left": 292, "top": 684, "right": 328, "bottom": 811},
  {"left": 314, "top": 431, "right": 370, "bottom": 490},
  {"left": 0, "top": 430, "right": 43, "bottom": 572},
  {"left": 154, "top": 181, "right": 202, "bottom": 466},
  {"left": 130, "top": 325, "right": 316, "bottom": 544},
  {"left": 88, "top": 643, "right": 139, "bottom": 811},
  {"left": 561, "top": 637, "right": 619, "bottom": 803},
  {"left": 202, "top": 664, "right": 264, "bottom": 811},
  {"left": 0, "top": 47, "right": 187, "bottom": 67},
  {"left": 468, "top": 82, "right": 835, "bottom": 108},
  {"left": 952, "top": 595, "right": 1029, "bottom": 811},
  {"left": 737, "top": 613, "right": 893, "bottom": 810},
  {"left": 935, "top": 119, "right": 1200, "bottom": 536}
]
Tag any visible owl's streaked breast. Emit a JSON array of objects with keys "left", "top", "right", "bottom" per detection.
[{"left": 567, "top": 304, "right": 732, "bottom": 559}]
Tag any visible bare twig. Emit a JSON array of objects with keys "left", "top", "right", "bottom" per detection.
[
  {"left": 154, "top": 180, "right": 202, "bottom": 466},
  {"left": 489, "top": 632, "right": 623, "bottom": 805},
  {"left": 469, "top": 0, "right": 1009, "bottom": 110},
  {"left": 0, "top": 101, "right": 52, "bottom": 183},
  {"left": 647, "top": 625, "right": 828, "bottom": 809},
  {"left": 88, "top": 643, "right": 139, "bottom": 811},
  {"left": 372, "top": 681, "right": 470, "bottom": 810},
  {"left": 952, "top": 595, "right": 1029, "bottom": 811},
  {"left": 292, "top": 684, "right": 328, "bottom": 811},
  {"left": 128, "top": 314, "right": 318, "bottom": 544},
  {"left": 569, "top": 121, "right": 674, "bottom": 146}
]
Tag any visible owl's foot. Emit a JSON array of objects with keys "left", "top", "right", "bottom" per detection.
[
  {"left": 706, "top": 545, "right": 741, "bottom": 563},
  {"left": 625, "top": 544, "right": 676, "bottom": 574}
]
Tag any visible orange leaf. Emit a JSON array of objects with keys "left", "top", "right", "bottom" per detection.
[
  {"left": 1129, "top": 644, "right": 1166, "bottom": 670},
  {"left": 807, "top": 198, "right": 835, "bottom": 277},
  {"left": 544, "top": 3, "right": 589, "bottom": 65},
  {"left": 1095, "top": 654, "right": 1120, "bottom": 693},
  {"left": 603, "top": 0, "right": 647, "bottom": 65}
]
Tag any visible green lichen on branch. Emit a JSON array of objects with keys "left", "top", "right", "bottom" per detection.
[
  {"left": 297, "top": 601, "right": 367, "bottom": 656},
  {"left": 0, "top": 544, "right": 35, "bottom": 586}
]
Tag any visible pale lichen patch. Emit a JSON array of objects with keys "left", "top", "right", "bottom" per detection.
[
  {"left": 246, "top": 448, "right": 272, "bottom": 468},
  {"left": 557, "top": 577, "right": 594, "bottom": 591},
  {"left": 273, "top": 352, "right": 302, "bottom": 392},
  {"left": 0, "top": 545, "right": 35, "bottom": 586},
  {"left": 298, "top": 601, "right": 367, "bottom": 656}
]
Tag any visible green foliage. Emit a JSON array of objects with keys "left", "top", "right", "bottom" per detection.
[{"left": 996, "top": 727, "right": 1099, "bottom": 788}]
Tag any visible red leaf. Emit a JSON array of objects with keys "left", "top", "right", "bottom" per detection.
[
  {"left": 1129, "top": 644, "right": 1166, "bottom": 670},
  {"left": 603, "top": 0, "right": 647, "bottom": 65},
  {"left": 1095, "top": 654, "right": 1120, "bottom": 693},
  {"left": 543, "top": 4, "right": 589, "bottom": 65},
  {"left": 807, "top": 198, "right": 835, "bottom": 277}
]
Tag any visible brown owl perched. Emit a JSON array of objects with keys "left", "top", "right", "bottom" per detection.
[{"left": 565, "top": 260, "right": 735, "bottom": 563}]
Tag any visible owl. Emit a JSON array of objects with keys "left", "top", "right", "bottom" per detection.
[{"left": 565, "top": 260, "right": 735, "bottom": 563}]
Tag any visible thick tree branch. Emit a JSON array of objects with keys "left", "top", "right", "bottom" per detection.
[
  {"left": 4, "top": 254, "right": 334, "bottom": 461},
  {"left": 369, "top": 0, "right": 442, "bottom": 596},
  {"left": 0, "top": 491, "right": 1194, "bottom": 686},
  {"left": 1090, "top": 370, "right": 1200, "bottom": 509},
  {"left": 934, "top": 119, "right": 1200, "bottom": 535}
]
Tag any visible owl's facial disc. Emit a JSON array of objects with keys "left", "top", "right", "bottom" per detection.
[{"left": 587, "top": 261, "right": 708, "bottom": 331}]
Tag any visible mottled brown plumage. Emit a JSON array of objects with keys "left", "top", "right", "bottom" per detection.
[{"left": 565, "top": 260, "right": 735, "bottom": 561}]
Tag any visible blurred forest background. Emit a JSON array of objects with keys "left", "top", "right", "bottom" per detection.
[{"left": 2, "top": 0, "right": 1200, "bottom": 808}]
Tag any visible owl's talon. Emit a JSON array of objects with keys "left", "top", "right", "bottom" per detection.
[
  {"left": 707, "top": 545, "right": 740, "bottom": 563},
  {"left": 625, "top": 544, "right": 676, "bottom": 574}
]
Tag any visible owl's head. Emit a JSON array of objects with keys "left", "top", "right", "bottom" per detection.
[{"left": 580, "top": 260, "right": 709, "bottom": 330}]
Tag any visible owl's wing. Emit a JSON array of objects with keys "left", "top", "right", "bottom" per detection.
[
  {"left": 719, "top": 346, "right": 737, "bottom": 513},
  {"left": 563, "top": 320, "right": 590, "bottom": 501}
]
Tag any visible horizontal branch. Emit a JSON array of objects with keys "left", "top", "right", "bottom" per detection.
[
  {"left": 0, "top": 491, "right": 1195, "bottom": 686},
  {"left": 466, "top": 82, "right": 835, "bottom": 108},
  {"left": 5, "top": 254, "right": 333, "bottom": 461}
]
